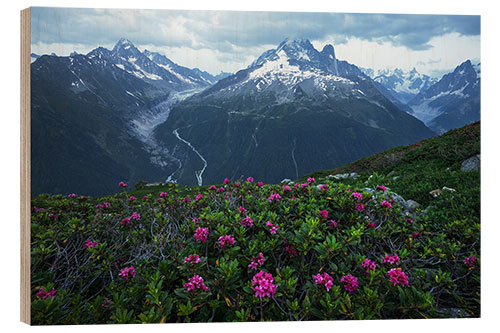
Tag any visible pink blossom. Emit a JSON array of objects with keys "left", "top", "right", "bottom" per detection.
[
  {"left": 266, "top": 221, "right": 279, "bottom": 234},
  {"left": 285, "top": 244, "right": 298, "bottom": 257},
  {"left": 340, "top": 274, "right": 359, "bottom": 294},
  {"left": 376, "top": 185, "right": 387, "bottom": 192},
  {"left": 256, "top": 182, "right": 264, "bottom": 187},
  {"left": 184, "top": 254, "right": 202, "bottom": 264},
  {"left": 183, "top": 197, "right": 191, "bottom": 203},
  {"left": 234, "top": 182, "right": 240, "bottom": 188},
  {"left": 355, "top": 203, "right": 365, "bottom": 212},
  {"left": 119, "top": 266, "right": 136, "bottom": 280},
  {"left": 411, "top": 232, "right": 421, "bottom": 238},
  {"left": 194, "top": 227, "right": 209, "bottom": 242},
  {"left": 130, "top": 212, "right": 141, "bottom": 220},
  {"left": 248, "top": 252, "right": 266, "bottom": 270},
  {"left": 361, "top": 258, "right": 377, "bottom": 274},
  {"left": 157, "top": 198, "right": 163, "bottom": 203},
  {"left": 251, "top": 271, "right": 277, "bottom": 299},
  {"left": 380, "top": 200, "right": 392, "bottom": 209},
  {"left": 118, "top": 181, "right": 128, "bottom": 188},
  {"left": 387, "top": 268, "right": 409, "bottom": 286},
  {"left": 209, "top": 185, "right": 217, "bottom": 191},
  {"left": 328, "top": 220, "right": 338, "bottom": 228},
  {"left": 224, "top": 178, "right": 231, "bottom": 184},
  {"left": 195, "top": 194, "right": 203, "bottom": 201},
  {"left": 319, "top": 184, "right": 328, "bottom": 191},
  {"left": 238, "top": 206, "right": 246, "bottom": 214},
  {"left": 83, "top": 240, "right": 98, "bottom": 248},
  {"left": 301, "top": 183, "right": 309, "bottom": 188},
  {"left": 218, "top": 235, "right": 236, "bottom": 247},
  {"left": 463, "top": 256, "right": 478, "bottom": 267},
  {"left": 184, "top": 275, "right": 208, "bottom": 292},
  {"left": 48, "top": 214, "right": 58, "bottom": 220},
  {"left": 240, "top": 216, "right": 254, "bottom": 227},
  {"left": 283, "top": 185, "right": 292, "bottom": 192},
  {"left": 217, "top": 187, "right": 225, "bottom": 192},
  {"left": 313, "top": 272, "right": 334, "bottom": 291},
  {"left": 129, "top": 196, "right": 136, "bottom": 202},
  {"left": 68, "top": 193, "right": 76, "bottom": 198},
  {"left": 159, "top": 192, "right": 168, "bottom": 198},
  {"left": 120, "top": 217, "right": 131, "bottom": 226},
  {"left": 247, "top": 177, "right": 254, "bottom": 182},
  {"left": 269, "top": 193, "right": 281, "bottom": 202},
  {"left": 307, "top": 177, "right": 315, "bottom": 184},
  {"left": 319, "top": 210, "right": 329, "bottom": 218},
  {"left": 36, "top": 287, "right": 57, "bottom": 299},
  {"left": 383, "top": 254, "right": 400, "bottom": 265},
  {"left": 351, "top": 192, "right": 363, "bottom": 201},
  {"left": 366, "top": 222, "right": 375, "bottom": 228}
]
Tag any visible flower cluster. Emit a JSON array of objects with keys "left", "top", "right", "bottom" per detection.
[
  {"left": 355, "top": 203, "right": 365, "bottom": 212},
  {"left": 68, "top": 193, "right": 76, "bottom": 198},
  {"left": 307, "top": 177, "right": 315, "bottom": 184},
  {"left": 387, "top": 268, "right": 409, "bottom": 286},
  {"left": 361, "top": 258, "right": 377, "bottom": 274},
  {"left": 194, "top": 227, "right": 209, "bottom": 242},
  {"left": 266, "top": 221, "right": 279, "bottom": 234},
  {"left": 383, "top": 254, "right": 400, "bottom": 265},
  {"left": 240, "top": 216, "right": 254, "bottom": 227},
  {"left": 96, "top": 202, "right": 110, "bottom": 209},
  {"left": 248, "top": 252, "right": 266, "bottom": 270},
  {"left": 159, "top": 192, "right": 168, "bottom": 198},
  {"left": 463, "top": 256, "right": 478, "bottom": 267},
  {"left": 376, "top": 185, "right": 387, "bottom": 192},
  {"left": 313, "top": 272, "right": 334, "bottom": 291},
  {"left": 195, "top": 194, "right": 203, "bottom": 201},
  {"left": 247, "top": 177, "right": 254, "bottom": 182},
  {"left": 184, "top": 275, "right": 208, "bottom": 292},
  {"left": 238, "top": 206, "right": 246, "bottom": 214},
  {"left": 269, "top": 193, "right": 281, "bottom": 202},
  {"left": 285, "top": 244, "right": 298, "bottom": 257},
  {"left": 83, "top": 240, "right": 98, "bottom": 248},
  {"left": 340, "top": 274, "right": 359, "bottom": 294},
  {"left": 118, "top": 181, "right": 128, "bottom": 188},
  {"left": 380, "top": 200, "right": 392, "bottom": 209},
  {"left": 251, "top": 271, "right": 277, "bottom": 299},
  {"left": 218, "top": 235, "right": 236, "bottom": 247},
  {"left": 283, "top": 185, "right": 292, "bottom": 192},
  {"left": 184, "top": 254, "right": 202, "bottom": 264},
  {"left": 36, "top": 287, "right": 57, "bottom": 299},
  {"left": 118, "top": 266, "right": 136, "bottom": 280},
  {"left": 224, "top": 178, "right": 231, "bottom": 184},
  {"left": 352, "top": 192, "right": 363, "bottom": 201},
  {"left": 328, "top": 219, "right": 338, "bottom": 228},
  {"left": 319, "top": 210, "right": 329, "bottom": 218}
]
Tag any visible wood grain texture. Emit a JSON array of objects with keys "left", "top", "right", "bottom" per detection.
[{"left": 20, "top": 7, "right": 31, "bottom": 325}]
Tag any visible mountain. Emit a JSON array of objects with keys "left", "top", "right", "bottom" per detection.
[
  {"left": 30, "top": 39, "right": 213, "bottom": 196},
  {"left": 153, "top": 39, "right": 435, "bottom": 186},
  {"left": 370, "top": 68, "right": 437, "bottom": 104},
  {"left": 408, "top": 60, "right": 480, "bottom": 134}
]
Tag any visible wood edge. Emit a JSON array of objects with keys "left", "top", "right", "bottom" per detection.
[{"left": 20, "top": 7, "right": 31, "bottom": 326}]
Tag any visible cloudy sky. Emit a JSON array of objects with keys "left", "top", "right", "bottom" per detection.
[{"left": 31, "top": 7, "right": 480, "bottom": 78}]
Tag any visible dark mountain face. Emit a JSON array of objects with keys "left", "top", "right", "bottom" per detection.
[
  {"left": 408, "top": 60, "right": 480, "bottom": 134},
  {"left": 30, "top": 39, "right": 214, "bottom": 196},
  {"left": 153, "top": 39, "right": 435, "bottom": 186}
]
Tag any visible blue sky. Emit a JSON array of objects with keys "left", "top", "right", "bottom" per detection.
[{"left": 31, "top": 7, "right": 480, "bottom": 78}]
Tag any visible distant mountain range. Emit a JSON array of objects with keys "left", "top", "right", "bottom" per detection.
[{"left": 30, "top": 38, "right": 479, "bottom": 195}]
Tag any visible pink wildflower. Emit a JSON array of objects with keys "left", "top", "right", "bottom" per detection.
[
  {"left": 307, "top": 177, "right": 315, "bottom": 184},
  {"left": 195, "top": 194, "right": 203, "bottom": 201},
  {"left": 313, "top": 272, "right": 334, "bottom": 291},
  {"left": 283, "top": 185, "right": 292, "bottom": 192},
  {"left": 157, "top": 198, "right": 163, "bottom": 203},
  {"left": 68, "top": 193, "right": 76, "bottom": 198},
  {"left": 224, "top": 178, "right": 231, "bottom": 184},
  {"left": 118, "top": 181, "right": 128, "bottom": 188},
  {"left": 319, "top": 184, "right": 328, "bottom": 191},
  {"left": 238, "top": 206, "right": 246, "bottom": 214},
  {"left": 159, "top": 192, "right": 168, "bottom": 198},
  {"left": 251, "top": 271, "right": 277, "bottom": 299},
  {"left": 285, "top": 244, "right": 298, "bottom": 257},
  {"left": 463, "top": 256, "right": 478, "bottom": 267},
  {"left": 83, "top": 240, "right": 98, "bottom": 248},
  {"left": 234, "top": 182, "right": 240, "bottom": 188},
  {"left": 118, "top": 266, "right": 136, "bottom": 280},
  {"left": 240, "top": 216, "right": 254, "bottom": 227},
  {"left": 380, "top": 200, "right": 392, "bottom": 209},
  {"left": 319, "top": 210, "right": 329, "bottom": 219},
  {"left": 184, "top": 275, "right": 208, "bottom": 292},
  {"left": 218, "top": 235, "right": 236, "bottom": 247},
  {"left": 129, "top": 196, "right": 136, "bottom": 202},
  {"left": 194, "top": 227, "right": 209, "bottom": 242},
  {"left": 269, "top": 193, "right": 281, "bottom": 202},
  {"left": 130, "top": 212, "right": 141, "bottom": 220},
  {"left": 355, "top": 203, "right": 365, "bottom": 212},
  {"left": 383, "top": 254, "right": 400, "bottom": 265},
  {"left": 387, "top": 268, "right": 409, "bottom": 286},
  {"left": 352, "top": 192, "right": 363, "bottom": 201},
  {"left": 209, "top": 185, "right": 217, "bottom": 191},
  {"left": 183, "top": 197, "right": 191, "bottom": 203},
  {"left": 256, "top": 181, "right": 264, "bottom": 187},
  {"left": 248, "top": 252, "right": 266, "bottom": 270},
  {"left": 376, "top": 185, "right": 387, "bottom": 192},
  {"left": 340, "top": 274, "right": 359, "bottom": 294},
  {"left": 366, "top": 222, "right": 375, "bottom": 228},
  {"left": 184, "top": 254, "right": 202, "bottom": 264},
  {"left": 36, "top": 287, "right": 57, "bottom": 299},
  {"left": 217, "top": 187, "right": 225, "bottom": 192},
  {"left": 120, "top": 217, "right": 131, "bottom": 226},
  {"left": 328, "top": 219, "right": 338, "bottom": 228},
  {"left": 361, "top": 258, "right": 377, "bottom": 274},
  {"left": 301, "top": 183, "right": 308, "bottom": 188},
  {"left": 266, "top": 221, "right": 279, "bottom": 234},
  {"left": 247, "top": 177, "right": 254, "bottom": 182}
]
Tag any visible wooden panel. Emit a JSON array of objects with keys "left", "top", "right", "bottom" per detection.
[{"left": 20, "top": 7, "right": 31, "bottom": 326}]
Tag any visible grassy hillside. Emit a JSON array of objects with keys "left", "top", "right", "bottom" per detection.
[{"left": 30, "top": 122, "right": 480, "bottom": 324}]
